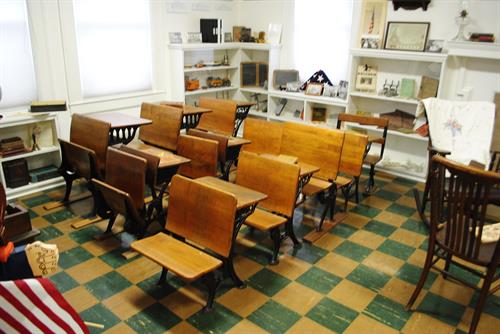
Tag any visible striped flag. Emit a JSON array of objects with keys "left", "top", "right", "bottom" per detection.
[{"left": 0, "top": 278, "right": 88, "bottom": 334}]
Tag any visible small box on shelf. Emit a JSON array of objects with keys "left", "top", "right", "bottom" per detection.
[{"left": 3, "top": 159, "right": 30, "bottom": 188}]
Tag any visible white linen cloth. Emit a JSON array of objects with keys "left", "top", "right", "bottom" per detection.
[{"left": 415, "top": 98, "right": 495, "bottom": 167}]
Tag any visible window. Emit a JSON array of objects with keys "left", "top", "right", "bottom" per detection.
[
  {"left": 72, "top": 0, "right": 153, "bottom": 98},
  {"left": 294, "top": 0, "right": 353, "bottom": 84},
  {"left": 0, "top": 0, "right": 37, "bottom": 109}
]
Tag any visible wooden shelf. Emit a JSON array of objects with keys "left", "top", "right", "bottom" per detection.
[
  {"left": 268, "top": 90, "right": 348, "bottom": 107},
  {"left": 240, "top": 87, "right": 268, "bottom": 95},
  {"left": 184, "top": 65, "right": 238, "bottom": 73},
  {"left": 248, "top": 111, "right": 268, "bottom": 118},
  {"left": 351, "top": 48, "right": 447, "bottom": 63},
  {"left": 1, "top": 146, "right": 60, "bottom": 163},
  {"left": 446, "top": 41, "right": 500, "bottom": 60},
  {"left": 169, "top": 42, "right": 281, "bottom": 52},
  {"left": 185, "top": 86, "right": 238, "bottom": 96},
  {"left": 350, "top": 92, "right": 419, "bottom": 105},
  {"left": 348, "top": 124, "right": 428, "bottom": 142},
  {"left": 5, "top": 177, "right": 65, "bottom": 200}
]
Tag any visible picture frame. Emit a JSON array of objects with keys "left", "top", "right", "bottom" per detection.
[
  {"left": 169, "top": 32, "right": 182, "bottom": 44},
  {"left": 224, "top": 32, "right": 233, "bottom": 43},
  {"left": 425, "top": 39, "right": 444, "bottom": 53},
  {"left": 305, "top": 83, "right": 323, "bottom": 96},
  {"left": 358, "top": 0, "right": 387, "bottom": 49},
  {"left": 187, "top": 32, "right": 202, "bottom": 44},
  {"left": 361, "top": 35, "right": 381, "bottom": 49},
  {"left": 355, "top": 64, "right": 378, "bottom": 92},
  {"left": 322, "top": 85, "right": 338, "bottom": 98},
  {"left": 384, "top": 21, "right": 430, "bottom": 52}
]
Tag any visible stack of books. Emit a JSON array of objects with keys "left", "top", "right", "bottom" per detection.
[
  {"left": 0, "top": 137, "right": 27, "bottom": 157},
  {"left": 469, "top": 33, "right": 495, "bottom": 43}
]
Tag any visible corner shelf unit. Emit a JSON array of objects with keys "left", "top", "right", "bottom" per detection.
[
  {"left": 0, "top": 112, "right": 64, "bottom": 200},
  {"left": 347, "top": 48, "right": 448, "bottom": 181}
]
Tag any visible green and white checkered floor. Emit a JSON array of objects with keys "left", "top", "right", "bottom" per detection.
[{"left": 16, "top": 171, "right": 499, "bottom": 333}]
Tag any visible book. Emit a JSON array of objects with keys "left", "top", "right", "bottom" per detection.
[
  {"left": 30, "top": 100, "right": 67, "bottom": 112},
  {"left": 418, "top": 76, "right": 439, "bottom": 100}
]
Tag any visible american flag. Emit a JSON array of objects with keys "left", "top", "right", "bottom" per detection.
[
  {"left": 0, "top": 278, "right": 88, "bottom": 334},
  {"left": 300, "top": 70, "right": 333, "bottom": 91}
]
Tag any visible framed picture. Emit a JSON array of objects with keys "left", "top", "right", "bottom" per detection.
[
  {"left": 187, "top": 32, "right": 202, "bottom": 44},
  {"left": 322, "top": 85, "right": 338, "bottom": 98},
  {"left": 384, "top": 22, "right": 430, "bottom": 52},
  {"left": 425, "top": 39, "right": 444, "bottom": 53},
  {"left": 355, "top": 65, "right": 378, "bottom": 92},
  {"left": 169, "top": 32, "right": 182, "bottom": 44},
  {"left": 224, "top": 32, "right": 233, "bottom": 43},
  {"left": 305, "top": 83, "right": 323, "bottom": 96},
  {"left": 361, "top": 36, "right": 380, "bottom": 49},
  {"left": 358, "top": 0, "right": 387, "bottom": 49}
]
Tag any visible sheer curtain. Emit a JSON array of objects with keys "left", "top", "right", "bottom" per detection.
[
  {"left": 0, "top": 0, "right": 37, "bottom": 109},
  {"left": 293, "top": 0, "right": 353, "bottom": 84},
  {"left": 72, "top": 0, "right": 153, "bottom": 98}
]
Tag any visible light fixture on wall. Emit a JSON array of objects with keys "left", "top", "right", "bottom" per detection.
[{"left": 392, "top": 0, "right": 431, "bottom": 11}]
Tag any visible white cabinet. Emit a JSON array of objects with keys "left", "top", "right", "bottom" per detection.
[
  {"left": 346, "top": 48, "right": 448, "bottom": 181},
  {"left": 0, "top": 112, "right": 64, "bottom": 200}
]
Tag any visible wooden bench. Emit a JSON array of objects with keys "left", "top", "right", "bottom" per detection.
[
  {"left": 236, "top": 152, "right": 300, "bottom": 264},
  {"left": 131, "top": 174, "right": 237, "bottom": 311}
]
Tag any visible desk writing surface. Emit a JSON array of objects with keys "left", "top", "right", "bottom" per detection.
[
  {"left": 126, "top": 142, "right": 190, "bottom": 168},
  {"left": 259, "top": 154, "right": 319, "bottom": 177},
  {"left": 234, "top": 101, "right": 256, "bottom": 108},
  {"left": 160, "top": 102, "right": 212, "bottom": 116},
  {"left": 90, "top": 112, "right": 152, "bottom": 129},
  {"left": 196, "top": 176, "right": 267, "bottom": 209},
  {"left": 297, "top": 162, "right": 319, "bottom": 177}
]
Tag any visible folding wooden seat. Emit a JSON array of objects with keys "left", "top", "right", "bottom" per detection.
[
  {"left": 131, "top": 174, "right": 237, "bottom": 311},
  {"left": 92, "top": 147, "right": 154, "bottom": 237},
  {"left": 236, "top": 152, "right": 300, "bottom": 264},
  {"left": 281, "top": 123, "right": 344, "bottom": 231},
  {"left": 335, "top": 131, "right": 369, "bottom": 212},
  {"left": 137, "top": 102, "right": 183, "bottom": 151},
  {"left": 186, "top": 128, "right": 229, "bottom": 178},
  {"left": 337, "top": 113, "right": 389, "bottom": 199},
  {"left": 242, "top": 117, "right": 283, "bottom": 156},
  {"left": 176, "top": 134, "right": 219, "bottom": 179},
  {"left": 197, "top": 97, "right": 238, "bottom": 136}
]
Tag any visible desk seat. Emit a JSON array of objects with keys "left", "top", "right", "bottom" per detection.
[
  {"left": 126, "top": 141, "right": 189, "bottom": 168},
  {"left": 132, "top": 232, "right": 222, "bottom": 281},
  {"left": 245, "top": 208, "right": 287, "bottom": 231},
  {"left": 303, "top": 177, "right": 333, "bottom": 195}
]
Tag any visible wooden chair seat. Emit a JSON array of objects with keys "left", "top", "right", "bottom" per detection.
[
  {"left": 131, "top": 232, "right": 223, "bottom": 281},
  {"left": 245, "top": 208, "right": 287, "bottom": 231},
  {"left": 335, "top": 175, "right": 352, "bottom": 188},
  {"left": 302, "top": 177, "right": 333, "bottom": 196}
]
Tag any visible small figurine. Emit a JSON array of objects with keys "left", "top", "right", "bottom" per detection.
[{"left": 31, "top": 125, "right": 42, "bottom": 151}]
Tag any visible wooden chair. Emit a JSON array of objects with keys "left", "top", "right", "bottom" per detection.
[
  {"left": 197, "top": 97, "right": 238, "bottom": 136},
  {"left": 236, "top": 151, "right": 300, "bottom": 264},
  {"left": 242, "top": 117, "right": 283, "bottom": 156},
  {"left": 92, "top": 147, "right": 153, "bottom": 237},
  {"left": 131, "top": 174, "right": 237, "bottom": 311},
  {"left": 282, "top": 122, "right": 344, "bottom": 231},
  {"left": 337, "top": 113, "right": 389, "bottom": 199},
  {"left": 138, "top": 102, "right": 183, "bottom": 151},
  {"left": 406, "top": 155, "right": 500, "bottom": 334},
  {"left": 176, "top": 134, "right": 219, "bottom": 179},
  {"left": 335, "top": 131, "right": 369, "bottom": 210},
  {"left": 186, "top": 128, "right": 229, "bottom": 178}
]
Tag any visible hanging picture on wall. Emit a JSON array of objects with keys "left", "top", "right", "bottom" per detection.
[
  {"left": 384, "top": 22, "right": 430, "bottom": 52},
  {"left": 358, "top": 0, "right": 387, "bottom": 49}
]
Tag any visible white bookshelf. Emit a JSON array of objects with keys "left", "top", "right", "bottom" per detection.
[{"left": 0, "top": 112, "right": 64, "bottom": 200}]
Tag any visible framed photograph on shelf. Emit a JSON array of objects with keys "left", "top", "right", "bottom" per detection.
[
  {"left": 358, "top": 0, "right": 387, "bottom": 49},
  {"left": 169, "top": 32, "right": 182, "bottom": 44},
  {"left": 224, "top": 32, "right": 233, "bottom": 43},
  {"left": 355, "top": 65, "right": 378, "bottom": 92},
  {"left": 425, "top": 39, "right": 444, "bottom": 53},
  {"left": 305, "top": 83, "right": 323, "bottom": 96},
  {"left": 187, "top": 32, "right": 202, "bottom": 44},
  {"left": 384, "top": 21, "right": 430, "bottom": 52}
]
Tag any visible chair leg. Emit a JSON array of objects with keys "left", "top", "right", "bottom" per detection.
[
  {"left": 469, "top": 265, "right": 496, "bottom": 334},
  {"left": 202, "top": 271, "right": 220, "bottom": 312},
  {"left": 61, "top": 175, "right": 74, "bottom": 202},
  {"left": 317, "top": 195, "right": 331, "bottom": 232},
  {"left": 104, "top": 213, "right": 117, "bottom": 234},
  {"left": 442, "top": 253, "right": 452, "bottom": 279},
  {"left": 157, "top": 268, "right": 168, "bottom": 286},
  {"left": 364, "top": 164, "right": 376, "bottom": 195},
  {"left": 285, "top": 213, "right": 301, "bottom": 247},
  {"left": 406, "top": 243, "right": 434, "bottom": 310},
  {"left": 269, "top": 227, "right": 281, "bottom": 265},
  {"left": 329, "top": 187, "right": 337, "bottom": 221},
  {"left": 354, "top": 177, "right": 360, "bottom": 204}
]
